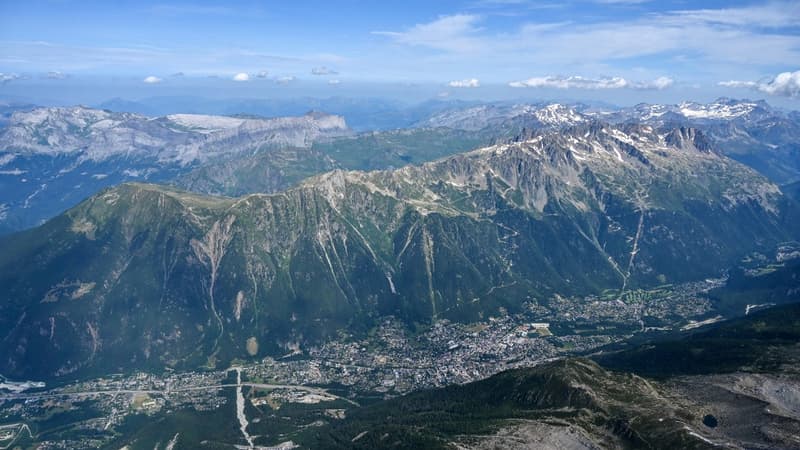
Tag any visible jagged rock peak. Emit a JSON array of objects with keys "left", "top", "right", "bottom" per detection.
[{"left": 664, "top": 127, "right": 714, "bottom": 153}]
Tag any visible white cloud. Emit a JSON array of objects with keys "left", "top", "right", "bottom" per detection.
[
  {"left": 149, "top": 5, "right": 236, "bottom": 16},
  {"left": 448, "top": 78, "right": 480, "bottom": 88},
  {"left": 0, "top": 4, "right": 797, "bottom": 89},
  {"left": 373, "top": 14, "right": 486, "bottom": 53},
  {"left": 665, "top": 3, "right": 800, "bottom": 28},
  {"left": 143, "top": 75, "right": 162, "bottom": 84},
  {"left": 0, "top": 73, "right": 21, "bottom": 84},
  {"left": 718, "top": 80, "right": 757, "bottom": 88},
  {"left": 311, "top": 66, "right": 338, "bottom": 75},
  {"left": 275, "top": 76, "right": 295, "bottom": 84},
  {"left": 639, "top": 76, "right": 674, "bottom": 90},
  {"left": 719, "top": 70, "right": 800, "bottom": 97},
  {"left": 471, "top": 0, "right": 532, "bottom": 5},
  {"left": 509, "top": 75, "right": 672, "bottom": 90},
  {"left": 232, "top": 72, "right": 250, "bottom": 81},
  {"left": 328, "top": 79, "right": 341, "bottom": 85},
  {"left": 373, "top": 3, "right": 800, "bottom": 77},
  {"left": 594, "top": 0, "right": 651, "bottom": 3},
  {"left": 510, "top": 75, "right": 625, "bottom": 89},
  {"left": 46, "top": 71, "right": 67, "bottom": 79}
]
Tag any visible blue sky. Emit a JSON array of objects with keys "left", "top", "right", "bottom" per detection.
[{"left": 1, "top": 0, "right": 799, "bottom": 106}]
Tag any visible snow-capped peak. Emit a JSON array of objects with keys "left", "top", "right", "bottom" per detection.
[
  {"left": 678, "top": 100, "right": 759, "bottom": 120},
  {"left": 531, "top": 103, "right": 587, "bottom": 126}
]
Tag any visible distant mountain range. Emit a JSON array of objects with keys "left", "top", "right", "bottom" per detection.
[
  {"left": 95, "top": 96, "right": 471, "bottom": 131},
  {"left": 1, "top": 119, "right": 797, "bottom": 379},
  {"left": 590, "top": 98, "right": 800, "bottom": 185},
  {"left": 2, "top": 98, "right": 798, "bottom": 236},
  {"left": 0, "top": 107, "right": 350, "bottom": 233},
  {"left": 419, "top": 98, "right": 800, "bottom": 185},
  {"left": 415, "top": 103, "right": 589, "bottom": 130}
]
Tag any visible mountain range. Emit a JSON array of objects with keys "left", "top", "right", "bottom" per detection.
[
  {"left": 420, "top": 98, "right": 800, "bottom": 185},
  {"left": 0, "top": 107, "right": 349, "bottom": 233},
  {"left": 590, "top": 98, "right": 800, "bottom": 185},
  {"left": 3, "top": 98, "right": 798, "bottom": 237},
  {"left": 1, "top": 118, "right": 797, "bottom": 380}
]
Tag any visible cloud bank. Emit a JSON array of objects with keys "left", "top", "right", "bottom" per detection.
[
  {"left": 143, "top": 75, "right": 162, "bottom": 84},
  {"left": 0, "top": 73, "right": 22, "bottom": 84},
  {"left": 448, "top": 78, "right": 480, "bottom": 88},
  {"left": 232, "top": 72, "right": 250, "bottom": 81},
  {"left": 46, "top": 71, "right": 67, "bottom": 79},
  {"left": 509, "top": 75, "right": 673, "bottom": 90},
  {"left": 374, "top": 14, "right": 485, "bottom": 53},
  {"left": 311, "top": 66, "right": 338, "bottom": 75},
  {"left": 719, "top": 70, "right": 800, "bottom": 97},
  {"left": 374, "top": 3, "right": 800, "bottom": 83}
]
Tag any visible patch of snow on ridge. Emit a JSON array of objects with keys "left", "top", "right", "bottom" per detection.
[
  {"left": 679, "top": 101, "right": 756, "bottom": 120},
  {"left": 166, "top": 114, "right": 247, "bottom": 131},
  {"left": 639, "top": 104, "right": 669, "bottom": 121},
  {"left": 533, "top": 104, "right": 587, "bottom": 126}
]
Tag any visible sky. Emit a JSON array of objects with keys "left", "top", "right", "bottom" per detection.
[{"left": 0, "top": 0, "right": 799, "bottom": 107}]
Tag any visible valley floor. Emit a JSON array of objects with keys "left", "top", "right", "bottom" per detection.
[{"left": 0, "top": 275, "right": 752, "bottom": 449}]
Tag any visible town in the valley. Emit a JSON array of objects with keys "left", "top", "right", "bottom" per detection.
[{"left": 0, "top": 276, "right": 731, "bottom": 449}]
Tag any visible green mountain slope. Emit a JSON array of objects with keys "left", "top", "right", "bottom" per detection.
[{"left": 300, "top": 358, "right": 716, "bottom": 449}]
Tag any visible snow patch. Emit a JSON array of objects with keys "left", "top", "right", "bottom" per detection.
[
  {"left": 679, "top": 101, "right": 756, "bottom": 119},
  {"left": 166, "top": 114, "right": 246, "bottom": 131}
]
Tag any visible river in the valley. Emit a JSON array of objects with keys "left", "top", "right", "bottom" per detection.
[{"left": 234, "top": 368, "right": 255, "bottom": 448}]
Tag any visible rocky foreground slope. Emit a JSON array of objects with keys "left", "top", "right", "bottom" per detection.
[{"left": 0, "top": 122, "right": 797, "bottom": 379}]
